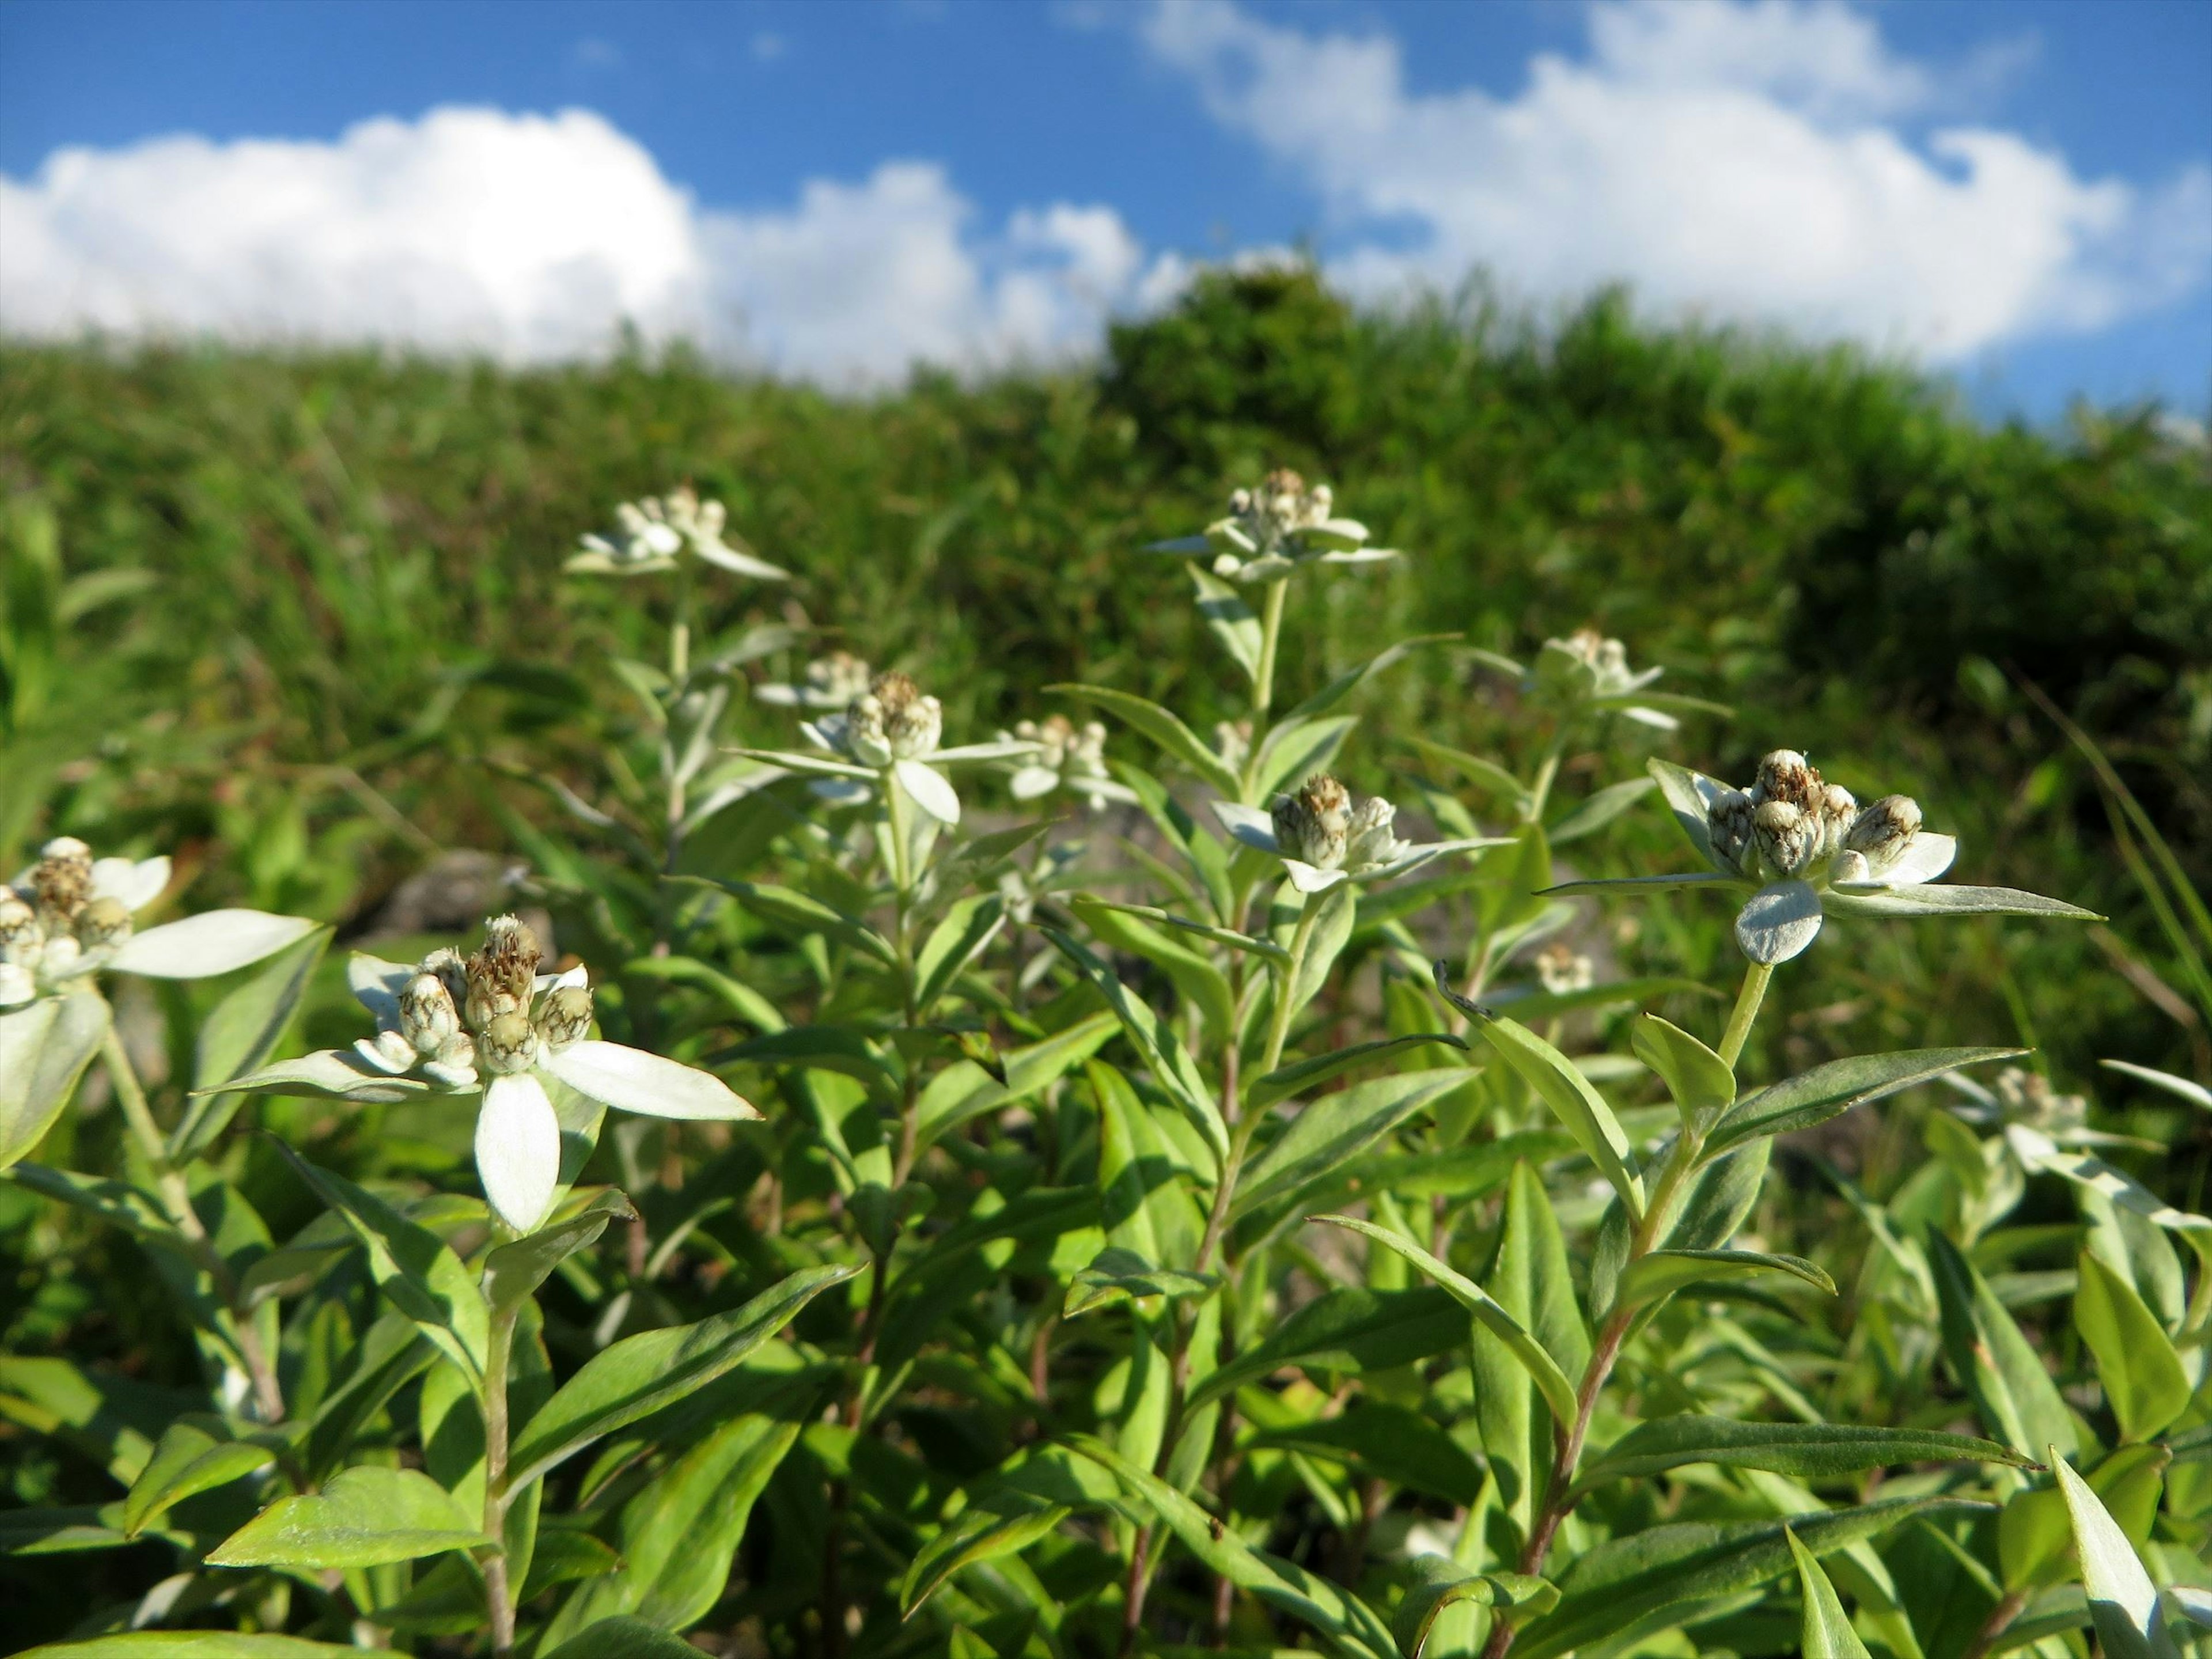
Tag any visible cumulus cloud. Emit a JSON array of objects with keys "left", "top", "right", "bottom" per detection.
[
  {"left": 1140, "top": 0, "right": 2211, "bottom": 360},
  {"left": 0, "top": 105, "right": 1173, "bottom": 385}
]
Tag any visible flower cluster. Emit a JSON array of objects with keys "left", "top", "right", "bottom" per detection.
[
  {"left": 2, "top": 837, "right": 313, "bottom": 1007},
  {"left": 1002, "top": 715, "right": 1134, "bottom": 811},
  {"left": 569, "top": 486, "right": 789, "bottom": 580},
  {"left": 241, "top": 915, "right": 757, "bottom": 1232},
  {"left": 756, "top": 650, "right": 874, "bottom": 710},
  {"left": 1146, "top": 469, "right": 1397, "bottom": 584},
  {"left": 1219, "top": 773, "right": 1487, "bottom": 894}
]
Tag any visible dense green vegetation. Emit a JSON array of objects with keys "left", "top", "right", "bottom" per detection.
[{"left": 1, "top": 270, "right": 2207, "bottom": 1656}]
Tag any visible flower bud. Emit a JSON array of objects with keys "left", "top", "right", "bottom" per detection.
[
  {"left": 1830, "top": 850, "right": 1872, "bottom": 884},
  {"left": 1843, "top": 795, "right": 1922, "bottom": 867},
  {"left": 1272, "top": 774, "right": 1351, "bottom": 869},
  {"left": 0, "top": 893, "right": 42, "bottom": 967},
  {"left": 1815, "top": 783, "right": 1857, "bottom": 857},
  {"left": 533, "top": 984, "right": 594, "bottom": 1052},
  {"left": 1345, "top": 794, "right": 1406, "bottom": 870},
  {"left": 32, "top": 837, "right": 93, "bottom": 925},
  {"left": 1753, "top": 799, "right": 1817, "bottom": 877},
  {"left": 399, "top": 972, "right": 462, "bottom": 1055},
  {"left": 1751, "top": 751, "right": 1820, "bottom": 813},
  {"left": 1706, "top": 789, "right": 1756, "bottom": 874},
  {"left": 872, "top": 672, "right": 941, "bottom": 760},
  {"left": 477, "top": 1012, "right": 540, "bottom": 1076},
  {"left": 465, "top": 916, "right": 541, "bottom": 1030},
  {"left": 74, "top": 897, "right": 132, "bottom": 952},
  {"left": 1535, "top": 942, "right": 1596, "bottom": 995}
]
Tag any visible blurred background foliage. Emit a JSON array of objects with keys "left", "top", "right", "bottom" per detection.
[{"left": 2, "top": 263, "right": 2206, "bottom": 1094}]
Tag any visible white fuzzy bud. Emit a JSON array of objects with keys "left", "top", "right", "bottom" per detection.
[
  {"left": 1707, "top": 789, "right": 1756, "bottom": 874},
  {"left": 1751, "top": 751, "right": 1820, "bottom": 813},
  {"left": 464, "top": 916, "right": 541, "bottom": 1031},
  {"left": 1753, "top": 799, "right": 1818, "bottom": 877},
  {"left": 1815, "top": 783, "right": 1858, "bottom": 858},
  {"left": 32, "top": 837, "right": 94, "bottom": 925},
  {"left": 0, "top": 894, "right": 42, "bottom": 967},
  {"left": 1844, "top": 795, "right": 1922, "bottom": 867},
  {"left": 1345, "top": 795, "right": 1407, "bottom": 870},
  {"left": 74, "top": 897, "right": 133, "bottom": 952},
  {"left": 1272, "top": 774, "right": 1351, "bottom": 869},
  {"left": 477, "top": 1012, "right": 540, "bottom": 1076},
  {"left": 533, "top": 984, "right": 594, "bottom": 1052},
  {"left": 399, "top": 972, "right": 462, "bottom": 1055}
]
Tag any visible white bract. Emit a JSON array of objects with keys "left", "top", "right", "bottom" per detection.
[
  {"left": 1551, "top": 751, "right": 2097, "bottom": 964},
  {"left": 226, "top": 916, "right": 757, "bottom": 1233},
  {"left": 756, "top": 650, "right": 874, "bottom": 710},
  {"left": 737, "top": 671, "right": 1035, "bottom": 828},
  {"left": 568, "top": 485, "right": 789, "bottom": 580},
  {"left": 1145, "top": 469, "right": 1397, "bottom": 584},
  {"left": 999, "top": 715, "right": 1136, "bottom": 812},
  {"left": 1217, "top": 774, "right": 1494, "bottom": 894},
  {"left": 0, "top": 836, "right": 317, "bottom": 1008}
]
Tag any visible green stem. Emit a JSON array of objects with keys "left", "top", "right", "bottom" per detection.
[
  {"left": 1717, "top": 959, "right": 1774, "bottom": 1070},
  {"left": 102, "top": 1027, "right": 286, "bottom": 1424},
  {"left": 480, "top": 1303, "right": 519, "bottom": 1657},
  {"left": 1252, "top": 578, "right": 1290, "bottom": 724}
]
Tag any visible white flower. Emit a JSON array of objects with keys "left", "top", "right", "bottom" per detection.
[
  {"left": 1144, "top": 469, "right": 1398, "bottom": 585},
  {"left": 568, "top": 486, "right": 789, "bottom": 580},
  {"left": 756, "top": 650, "right": 873, "bottom": 710},
  {"left": 0, "top": 837, "right": 317, "bottom": 1008},
  {"left": 1533, "top": 942, "right": 1596, "bottom": 996},
  {"left": 224, "top": 916, "right": 758, "bottom": 1233},
  {"left": 736, "top": 671, "right": 1035, "bottom": 828},
  {"left": 1001, "top": 715, "right": 1136, "bottom": 812},
  {"left": 1471, "top": 629, "right": 1721, "bottom": 731},
  {"left": 1548, "top": 752, "right": 2097, "bottom": 965},
  {"left": 1215, "top": 774, "right": 1495, "bottom": 894}
]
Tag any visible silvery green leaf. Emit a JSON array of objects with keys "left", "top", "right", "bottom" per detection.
[
  {"left": 1252, "top": 714, "right": 1357, "bottom": 804},
  {"left": 1283, "top": 859, "right": 1349, "bottom": 894},
  {"left": 1823, "top": 884, "right": 2099, "bottom": 919},
  {"left": 2099, "top": 1060, "right": 2212, "bottom": 1112},
  {"left": 108, "top": 910, "right": 319, "bottom": 978},
  {"left": 1615, "top": 704, "right": 1679, "bottom": 730},
  {"left": 540, "top": 1041, "right": 760, "bottom": 1122},
  {"left": 89, "top": 855, "right": 169, "bottom": 914},
  {"left": 2167, "top": 1588, "right": 2212, "bottom": 1630},
  {"left": 1543, "top": 872, "right": 1745, "bottom": 898},
  {"left": 347, "top": 953, "right": 412, "bottom": 1027},
  {"left": 1143, "top": 534, "right": 1215, "bottom": 555},
  {"left": 1052, "top": 683, "right": 1242, "bottom": 798},
  {"left": 893, "top": 757, "right": 961, "bottom": 824},
  {"left": 1190, "top": 565, "right": 1262, "bottom": 684},
  {"left": 1736, "top": 881, "right": 1824, "bottom": 963},
  {"left": 930, "top": 739, "right": 1042, "bottom": 763},
  {"left": 1214, "top": 800, "right": 1281, "bottom": 855},
  {"left": 1359, "top": 837, "right": 1503, "bottom": 884},
  {"left": 690, "top": 540, "right": 790, "bottom": 580},
  {"left": 1872, "top": 832, "right": 1956, "bottom": 885},
  {"left": 478, "top": 1073, "right": 562, "bottom": 1234},
  {"left": 1232, "top": 552, "right": 1299, "bottom": 582},
  {"left": 1316, "top": 546, "right": 1398, "bottom": 566},
  {"left": 1309, "top": 515, "right": 1370, "bottom": 544},
  {"left": 1463, "top": 996, "right": 1643, "bottom": 1220},
  {"left": 725, "top": 747, "right": 876, "bottom": 781},
  {"left": 1646, "top": 756, "right": 1734, "bottom": 870},
  {"left": 809, "top": 777, "right": 873, "bottom": 807},
  {"left": 214, "top": 1047, "right": 438, "bottom": 1104},
  {"left": 2053, "top": 1453, "right": 2184, "bottom": 1659},
  {"left": 0, "top": 990, "right": 111, "bottom": 1169},
  {"left": 1009, "top": 764, "right": 1058, "bottom": 800},
  {"left": 1548, "top": 777, "right": 1658, "bottom": 845}
]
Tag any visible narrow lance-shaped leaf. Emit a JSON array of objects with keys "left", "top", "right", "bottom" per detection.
[
  {"left": 2073, "top": 1249, "right": 2191, "bottom": 1442},
  {"left": 2053, "top": 1452, "right": 2184, "bottom": 1659},
  {"left": 1040, "top": 925, "right": 1226, "bottom": 1165},
  {"left": 1787, "top": 1525, "right": 1874, "bottom": 1659},
  {"left": 1928, "top": 1229, "right": 2077, "bottom": 1461},
  {"left": 1707, "top": 1047, "right": 2027, "bottom": 1156},
  {"left": 1616, "top": 1248, "right": 1836, "bottom": 1312},
  {"left": 206, "top": 1465, "right": 488, "bottom": 1570},
  {"left": 1575, "top": 1417, "right": 2030, "bottom": 1495}
]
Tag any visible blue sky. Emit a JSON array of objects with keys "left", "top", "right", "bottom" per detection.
[{"left": 2, "top": 0, "right": 2206, "bottom": 419}]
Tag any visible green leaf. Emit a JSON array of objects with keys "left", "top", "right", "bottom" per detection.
[
  {"left": 541, "top": 1618, "right": 716, "bottom": 1659},
  {"left": 618, "top": 955, "right": 786, "bottom": 1033},
  {"left": 1473, "top": 1162, "right": 1589, "bottom": 1528},
  {"left": 0, "top": 988, "right": 111, "bottom": 1169},
  {"left": 480, "top": 1188, "right": 637, "bottom": 1318},
  {"left": 1460, "top": 1001, "right": 1642, "bottom": 1219},
  {"left": 176, "top": 925, "right": 333, "bottom": 1154},
  {"left": 1068, "top": 1435, "right": 1397, "bottom": 1659},
  {"left": 1706, "top": 1047, "right": 2027, "bottom": 1156},
  {"left": 1646, "top": 757, "right": 1729, "bottom": 866},
  {"left": 1073, "top": 895, "right": 1235, "bottom": 1039},
  {"left": 1616, "top": 1248, "right": 1836, "bottom": 1310},
  {"left": 1512, "top": 1497, "right": 1988, "bottom": 1659},
  {"left": 1289, "top": 882, "right": 1357, "bottom": 1016},
  {"left": 505, "top": 1263, "right": 857, "bottom": 1491},
  {"left": 1253, "top": 715, "right": 1359, "bottom": 805},
  {"left": 271, "top": 1143, "right": 488, "bottom": 1384},
  {"left": 1063, "top": 1247, "right": 1218, "bottom": 1317},
  {"left": 20, "top": 1638, "right": 362, "bottom": 1657},
  {"left": 206, "top": 1465, "right": 487, "bottom": 1569},
  {"left": 1630, "top": 1014, "right": 1734, "bottom": 1132},
  {"left": 1191, "top": 566, "right": 1262, "bottom": 684},
  {"left": 902, "top": 1503, "right": 1072, "bottom": 1618},
  {"left": 1577, "top": 1418, "right": 2029, "bottom": 1493},
  {"left": 1391, "top": 1558, "right": 1556, "bottom": 1659},
  {"left": 1929, "top": 1230, "right": 2077, "bottom": 1461},
  {"left": 1245, "top": 1035, "right": 1469, "bottom": 1114},
  {"left": 1823, "top": 885, "right": 2100, "bottom": 920},
  {"left": 1075, "top": 900, "right": 1288, "bottom": 965},
  {"left": 2001, "top": 1443, "right": 2167, "bottom": 1592},
  {"left": 2074, "top": 1249, "right": 2191, "bottom": 1442},
  {"left": 2052, "top": 1452, "right": 2184, "bottom": 1659},
  {"left": 1040, "top": 925, "right": 1225, "bottom": 1165},
  {"left": 1311, "top": 1215, "right": 1580, "bottom": 1424},
  {"left": 913, "top": 1010, "right": 1120, "bottom": 1154},
  {"left": 915, "top": 893, "right": 1006, "bottom": 1014},
  {"left": 1406, "top": 736, "right": 1532, "bottom": 812},
  {"left": 1052, "top": 683, "right": 1241, "bottom": 798},
  {"left": 1548, "top": 777, "right": 1657, "bottom": 846},
  {"left": 1187, "top": 1286, "right": 1465, "bottom": 1414},
  {"left": 697, "top": 879, "right": 896, "bottom": 964},
  {"left": 1248, "top": 1401, "right": 1486, "bottom": 1506},
  {"left": 1234, "top": 1069, "right": 1472, "bottom": 1219},
  {"left": 123, "top": 1415, "right": 281, "bottom": 1535},
  {"left": 1787, "top": 1525, "right": 1874, "bottom": 1659},
  {"left": 1282, "top": 634, "right": 1456, "bottom": 726}
]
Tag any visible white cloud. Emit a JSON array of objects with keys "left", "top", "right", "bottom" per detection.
[
  {"left": 0, "top": 105, "right": 1173, "bottom": 385},
  {"left": 1139, "top": 0, "right": 2211, "bottom": 360}
]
